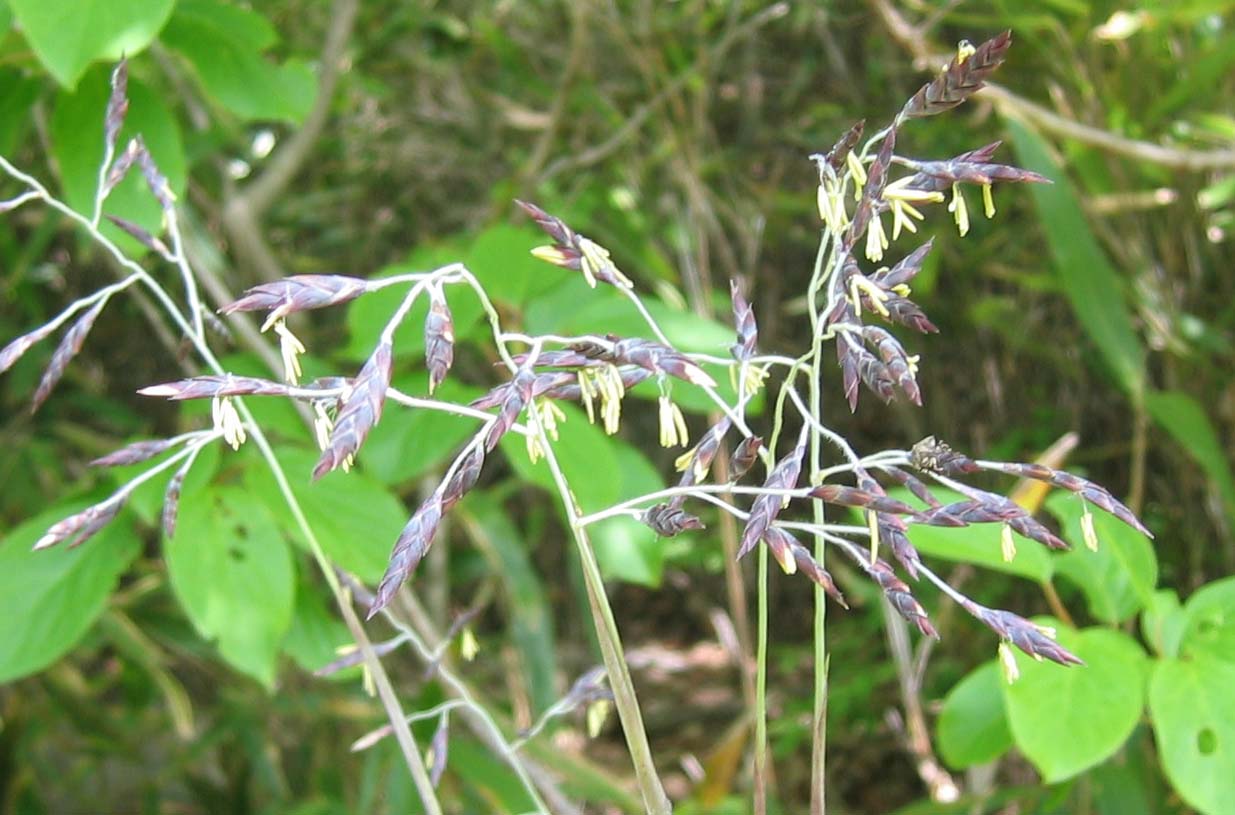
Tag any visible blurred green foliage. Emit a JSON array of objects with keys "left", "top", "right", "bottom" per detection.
[{"left": 1, "top": 1, "right": 1233, "bottom": 814}]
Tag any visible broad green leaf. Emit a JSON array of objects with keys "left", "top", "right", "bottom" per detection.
[
  {"left": 1047, "top": 491, "right": 1156, "bottom": 623},
  {"left": 1146, "top": 390, "right": 1235, "bottom": 527},
  {"left": 466, "top": 223, "right": 561, "bottom": 305},
  {"left": 524, "top": 280, "right": 733, "bottom": 357},
  {"left": 1149, "top": 656, "right": 1235, "bottom": 815},
  {"left": 1174, "top": 576, "right": 1235, "bottom": 664},
  {"left": 591, "top": 442, "right": 666, "bottom": 586},
  {"left": 0, "top": 501, "right": 140, "bottom": 682},
  {"left": 282, "top": 578, "right": 354, "bottom": 679},
  {"left": 51, "top": 67, "right": 185, "bottom": 255},
  {"left": 1002, "top": 621, "right": 1147, "bottom": 782},
  {"left": 1140, "top": 589, "right": 1186, "bottom": 659},
  {"left": 10, "top": 0, "right": 172, "bottom": 88},
  {"left": 499, "top": 402, "right": 623, "bottom": 512},
  {"left": 161, "top": 0, "right": 315, "bottom": 123},
  {"left": 0, "top": 68, "right": 41, "bottom": 154},
  {"left": 166, "top": 485, "right": 294, "bottom": 687},
  {"left": 458, "top": 494, "right": 557, "bottom": 714},
  {"left": 499, "top": 402, "right": 667, "bottom": 585},
  {"left": 1006, "top": 118, "right": 1146, "bottom": 396},
  {"left": 245, "top": 446, "right": 409, "bottom": 585},
  {"left": 937, "top": 661, "right": 1013, "bottom": 768},
  {"left": 361, "top": 374, "right": 481, "bottom": 486},
  {"left": 592, "top": 516, "right": 663, "bottom": 587},
  {"left": 892, "top": 488, "right": 1054, "bottom": 582}
]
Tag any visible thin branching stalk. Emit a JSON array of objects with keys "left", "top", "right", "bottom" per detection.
[{"left": 0, "top": 154, "right": 446, "bottom": 815}]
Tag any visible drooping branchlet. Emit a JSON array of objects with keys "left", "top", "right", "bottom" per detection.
[
  {"left": 33, "top": 496, "right": 127, "bottom": 551},
  {"left": 370, "top": 493, "right": 445, "bottom": 618},
  {"left": 221, "top": 274, "right": 370, "bottom": 331},
  {"left": 32, "top": 298, "right": 108, "bottom": 414},
  {"left": 900, "top": 31, "right": 1013, "bottom": 120},
  {"left": 313, "top": 341, "right": 393, "bottom": 479},
  {"left": 737, "top": 441, "right": 806, "bottom": 559},
  {"left": 518, "top": 200, "right": 633, "bottom": 289},
  {"left": 424, "top": 283, "right": 455, "bottom": 394}
]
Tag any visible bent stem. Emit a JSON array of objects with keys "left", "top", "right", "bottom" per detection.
[{"left": 528, "top": 407, "right": 672, "bottom": 815}]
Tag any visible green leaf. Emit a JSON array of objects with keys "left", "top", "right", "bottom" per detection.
[
  {"left": 0, "top": 67, "right": 41, "bottom": 155},
  {"left": 1149, "top": 656, "right": 1235, "bottom": 815},
  {"left": 525, "top": 280, "right": 733, "bottom": 357},
  {"left": 166, "top": 485, "right": 294, "bottom": 687},
  {"left": 282, "top": 578, "right": 354, "bottom": 679},
  {"left": 466, "top": 223, "right": 561, "bottom": 306},
  {"left": 937, "top": 661, "right": 1013, "bottom": 768},
  {"left": 457, "top": 494, "right": 557, "bottom": 714},
  {"left": 1047, "top": 491, "right": 1157, "bottom": 623},
  {"left": 1146, "top": 390, "right": 1235, "bottom": 527},
  {"left": 1002, "top": 621, "right": 1147, "bottom": 782},
  {"left": 0, "top": 501, "right": 140, "bottom": 682},
  {"left": 591, "top": 442, "right": 666, "bottom": 586},
  {"left": 499, "top": 402, "right": 622, "bottom": 512},
  {"left": 245, "top": 445, "right": 410, "bottom": 585},
  {"left": 360, "top": 374, "right": 481, "bottom": 487},
  {"left": 1140, "top": 589, "right": 1186, "bottom": 659},
  {"left": 1174, "top": 576, "right": 1235, "bottom": 664},
  {"left": 592, "top": 516, "right": 663, "bottom": 586},
  {"left": 161, "top": 0, "right": 315, "bottom": 123},
  {"left": 9, "top": 0, "right": 173, "bottom": 88},
  {"left": 1006, "top": 118, "right": 1146, "bottom": 397},
  {"left": 50, "top": 67, "right": 185, "bottom": 255},
  {"left": 498, "top": 403, "right": 667, "bottom": 586},
  {"left": 892, "top": 488, "right": 1054, "bottom": 582}
]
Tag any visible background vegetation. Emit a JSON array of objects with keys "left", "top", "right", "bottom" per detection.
[{"left": 1, "top": 1, "right": 1233, "bottom": 813}]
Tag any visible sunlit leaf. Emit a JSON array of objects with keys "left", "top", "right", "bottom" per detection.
[
  {"left": 161, "top": 0, "right": 315, "bottom": 123},
  {"left": 1002, "top": 620, "right": 1147, "bottom": 782},
  {"left": 1047, "top": 491, "right": 1157, "bottom": 623},
  {"left": 167, "top": 485, "right": 294, "bottom": 687},
  {"left": 10, "top": 0, "right": 172, "bottom": 88},
  {"left": 937, "top": 661, "right": 1013, "bottom": 768},
  {"left": 1174, "top": 575, "right": 1235, "bottom": 664},
  {"left": 246, "top": 446, "right": 410, "bottom": 585},
  {"left": 1149, "top": 656, "right": 1235, "bottom": 815},
  {"left": 0, "top": 500, "right": 139, "bottom": 682}
]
